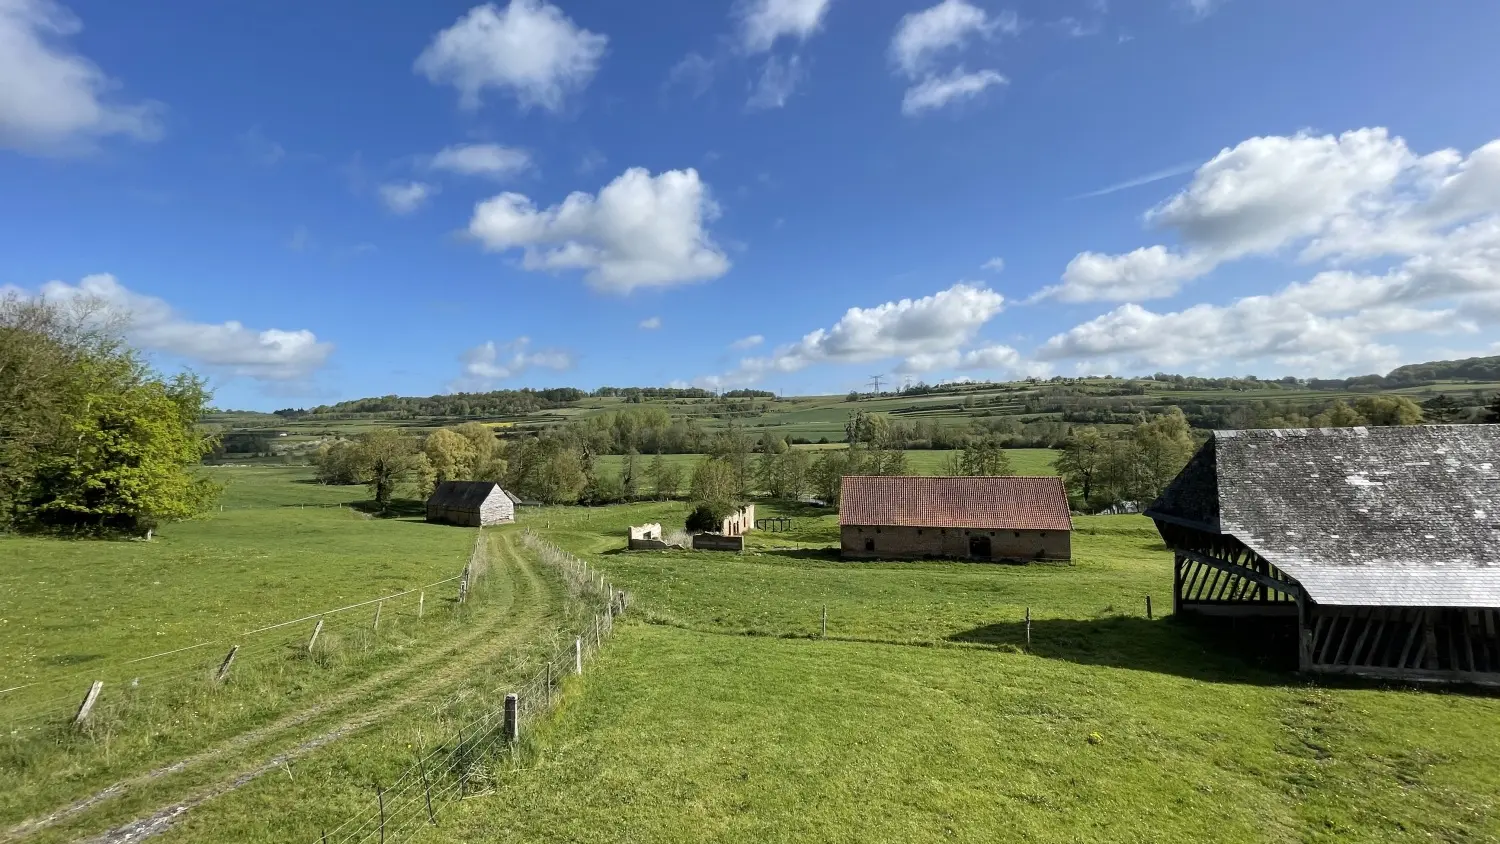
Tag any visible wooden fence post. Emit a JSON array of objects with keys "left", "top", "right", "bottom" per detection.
[
  {"left": 421, "top": 759, "right": 438, "bottom": 826},
  {"left": 418, "top": 591, "right": 425, "bottom": 619},
  {"left": 216, "top": 646, "right": 239, "bottom": 683},
  {"left": 504, "top": 693, "right": 519, "bottom": 744},
  {"left": 1146, "top": 595, "right": 1153, "bottom": 620},
  {"left": 376, "top": 784, "right": 386, "bottom": 844},
  {"left": 308, "top": 617, "right": 324, "bottom": 652},
  {"left": 1025, "top": 607, "right": 1032, "bottom": 647},
  {"left": 574, "top": 637, "right": 583, "bottom": 675},
  {"left": 546, "top": 661, "right": 554, "bottom": 707},
  {"left": 372, "top": 601, "right": 383, "bottom": 632},
  {"left": 822, "top": 605, "right": 828, "bottom": 638},
  {"left": 74, "top": 681, "right": 103, "bottom": 726}
]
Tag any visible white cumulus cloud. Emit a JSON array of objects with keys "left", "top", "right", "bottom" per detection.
[
  {"left": 736, "top": 0, "right": 833, "bottom": 53},
  {"left": 981, "top": 256, "right": 1005, "bottom": 272},
  {"left": 889, "top": 0, "right": 1012, "bottom": 77},
  {"left": 639, "top": 316, "right": 662, "bottom": 330},
  {"left": 705, "top": 282, "right": 1012, "bottom": 385},
  {"left": 901, "top": 68, "right": 1007, "bottom": 116},
  {"left": 414, "top": 0, "right": 607, "bottom": 113},
  {"left": 379, "top": 181, "right": 437, "bottom": 214},
  {"left": 429, "top": 142, "right": 532, "bottom": 179},
  {"left": 468, "top": 166, "right": 730, "bottom": 293},
  {"left": 21, "top": 274, "right": 332, "bottom": 381},
  {"left": 746, "top": 54, "right": 804, "bottom": 110},
  {"left": 730, "top": 334, "right": 764, "bottom": 350},
  {"left": 459, "top": 336, "right": 574, "bottom": 385},
  {"left": 0, "top": 0, "right": 162, "bottom": 154}
]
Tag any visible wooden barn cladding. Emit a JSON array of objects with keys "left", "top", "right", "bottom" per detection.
[
  {"left": 425, "top": 481, "right": 517, "bottom": 527},
  {"left": 839, "top": 476, "right": 1073, "bottom": 562},
  {"left": 1148, "top": 425, "right": 1500, "bottom": 686}
]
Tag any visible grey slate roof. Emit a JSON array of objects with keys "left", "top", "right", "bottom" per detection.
[
  {"left": 1148, "top": 426, "right": 1500, "bottom": 608},
  {"left": 426, "top": 481, "right": 504, "bottom": 510}
]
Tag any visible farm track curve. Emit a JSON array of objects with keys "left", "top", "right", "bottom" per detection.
[{"left": 5, "top": 531, "right": 561, "bottom": 844}]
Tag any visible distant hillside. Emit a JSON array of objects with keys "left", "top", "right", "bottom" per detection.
[{"left": 1386, "top": 355, "right": 1500, "bottom": 383}]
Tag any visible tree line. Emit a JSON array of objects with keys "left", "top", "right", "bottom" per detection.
[{"left": 0, "top": 295, "right": 219, "bottom": 534}]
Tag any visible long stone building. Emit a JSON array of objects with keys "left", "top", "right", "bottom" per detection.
[
  {"left": 425, "top": 481, "right": 517, "bottom": 527},
  {"left": 1147, "top": 425, "right": 1500, "bottom": 686},
  {"left": 839, "top": 476, "right": 1072, "bottom": 561}
]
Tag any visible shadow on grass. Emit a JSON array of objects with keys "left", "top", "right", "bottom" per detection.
[
  {"left": 950, "top": 615, "right": 1300, "bottom": 685},
  {"left": 350, "top": 499, "right": 426, "bottom": 519}
]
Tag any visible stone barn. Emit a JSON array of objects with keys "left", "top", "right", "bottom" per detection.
[
  {"left": 425, "top": 481, "right": 516, "bottom": 527},
  {"left": 840, "top": 476, "right": 1072, "bottom": 562},
  {"left": 1147, "top": 426, "right": 1500, "bottom": 686}
]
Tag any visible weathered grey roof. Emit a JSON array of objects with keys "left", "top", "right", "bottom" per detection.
[
  {"left": 502, "top": 489, "right": 522, "bottom": 505},
  {"left": 1149, "top": 426, "right": 1500, "bottom": 607},
  {"left": 426, "top": 481, "right": 504, "bottom": 510}
]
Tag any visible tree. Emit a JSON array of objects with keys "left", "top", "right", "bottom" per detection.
[
  {"left": 1056, "top": 427, "right": 1108, "bottom": 508},
  {"left": 506, "top": 437, "right": 587, "bottom": 505},
  {"left": 1420, "top": 394, "right": 1462, "bottom": 424},
  {"left": 314, "top": 440, "right": 365, "bottom": 485},
  {"left": 946, "top": 438, "right": 1013, "bottom": 476},
  {"left": 647, "top": 453, "right": 683, "bottom": 499},
  {"left": 810, "top": 449, "right": 863, "bottom": 507},
  {"left": 619, "top": 448, "right": 639, "bottom": 500},
  {"left": 686, "top": 501, "right": 733, "bottom": 533},
  {"left": 707, "top": 426, "right": 754, "bottom": 496},
  {"left": 1, "top": 294, "right": 220, "bottom": 533},
  {"left": 1312, "top": 400, "right": 1368, "bottom": 428},
  {"left": 758, "top": 447, "right": 811, "bottom": 499},
  {"left": 1352, "top": 395, "right": 1424, "bottom": 426},
  {"left": 1489, "top": 392, "right": 1500, "bottom": 423},
  {"left": 424, "top": 428, "right": 477, "bottom": 483},
  {"left": 353, "top": 429, "right": 428, "bottom": 512},
  {"left": 689, "top": 457, "right": 740, "bottom": 507},
  {"left": 450, "top": 422, "right": 507, "bottom": 479}
]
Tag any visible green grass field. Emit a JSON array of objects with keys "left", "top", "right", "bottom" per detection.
[
  {"left": 411, "top": 503, "right": 1500, "bottom": 844},
  {"left": 5, "top": 470, "right": 1499, "bottom": 842}
]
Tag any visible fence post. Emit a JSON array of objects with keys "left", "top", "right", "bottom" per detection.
[
  {"left": 216, "top": 646, "right": 239, "bottom": 683},
  {"left": 546, "top": 660, "right": 554, "bottom": 706},
  {"left": 421, "top": 758, "right": 438, "bottom": 826},
  {"left": 376, "top": 784, "right": 386, "bottom": 844},
  {"left": 504, "top": 693, "right": 519, "bottom": 744},
  {"left": 1146, "top": 595, "right": 1153, "bottom": 620},
  {"left": 822, "top": 605, "right": 828, "bottom": 638},
  {"left": 1025, "top": 607, "right": 1032, "bottom": 647},
  {"left": 308, "top": 617, "right": 324, "bottom": 653},
  {"left": 372, "top": 601, "right": 383, "bottom": 632},
  {"left": 418, "top": 591, "right": 425, "bottom": 620},
  {"left": 74, "top": 681, "right": 103, "bottom": 726},
  {"left": 574, "top": 637, "right": 582, "bottom": 675}
]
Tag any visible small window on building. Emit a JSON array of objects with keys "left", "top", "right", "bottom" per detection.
[
  {"left": 1013, "top": 531, "right": 1020, "bottom": 538},
  {"left": 865, "top": 538, "right": 875, "bottom": 552},
  {"left": 1040, "top": 532, "right": 1047, "bottom": 537},
  {"left": 917, "top": 529, "right": 923, "bottom": 535},
  {"left": 875, "top": 527, "right": 881, "bottom": 534}
]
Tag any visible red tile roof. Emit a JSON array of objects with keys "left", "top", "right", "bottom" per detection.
[{"left": 839, "top": 476, "right": 1072, "bottom": 531}]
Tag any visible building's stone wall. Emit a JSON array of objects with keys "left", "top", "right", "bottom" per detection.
[
  {"left": 425, "top": 487, "right": 515, "bottom": 527},
  {"left": 693, "top": 533, "right": 746, "bottom": 552},
  {"left": 840, "top": 524, "right": 1070, "bottom": 562},
  {"left": 720, "top": 504, "right": 756, "bottom": 536}
]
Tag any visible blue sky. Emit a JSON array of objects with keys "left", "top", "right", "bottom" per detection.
[{"left": 4, "top": 0, "right": 1500, "bottom": 410}]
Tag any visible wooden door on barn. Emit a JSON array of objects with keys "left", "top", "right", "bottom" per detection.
[{"left": 969, "top": 535, "right": 992, "bottom": 559}]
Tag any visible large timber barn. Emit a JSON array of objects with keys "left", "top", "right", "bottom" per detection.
[
  {"left": 1147, "top": 425, "right": 1500, "bottom": 686},
  {"left": 840, "top": 476, "right": 1072, "bottom": 561},
  {"left": 425, "top": 481, "right": 517, "bottom": 527}
]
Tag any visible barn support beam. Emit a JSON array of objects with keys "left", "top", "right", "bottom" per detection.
[{"left": 1176, "top": 549, "right": 1300, "bottom": 600}]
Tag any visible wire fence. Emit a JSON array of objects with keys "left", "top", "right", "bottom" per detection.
[
  {"left": 313, "top": 530, "right": 623, "bottom": 844},
  {"left": 1, "top": 534, "right": 488, "bottom": 733}
]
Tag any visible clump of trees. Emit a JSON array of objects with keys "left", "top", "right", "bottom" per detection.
[
  {"left": 0, "top": 294, "right": 220, "bottom": 534},
  {"left": 1056, "top": 410, "right": 1199, "bottom": 512}
]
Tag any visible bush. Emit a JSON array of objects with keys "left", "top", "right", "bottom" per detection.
[{"left": 686, "top": 501, "right": 733, "bottom": 533}]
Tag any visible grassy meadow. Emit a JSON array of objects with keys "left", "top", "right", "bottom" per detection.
[{"left": 411, "top": 503, "right": 1500, "bottom": 844}]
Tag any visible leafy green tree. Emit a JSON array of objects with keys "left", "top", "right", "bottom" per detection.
[
  {"left": 619, "top": 448, "right": 639, "bottom": 500},
  {"left": 945, "top": 438, "right": 1013, "bottom": 477},
  {"left": 1352, "top": 395, "right": 1424, "bottom": 426},
  {"left": 1055, "top": 427, "right": 1108, "bottom": 508},
  {"left": 450, "top": 422, "right": 507, "bottom": 479},
  {"left": 689, "top": 457, "right": 740, "bottom": 507},
  {"left": 647, "top": 453, "right": 683, "bottom": 499},
  {"left": 686, "top": 501, "right": 734, "bottom": 533},
  {"left": 314, "top": 440, "right": 365, "bottom": 485},
  {"left": 353, "top": 429, "right": 428, "bottom": 512},
  {"left": 424, "top": 428, "right": 477, "bottom": 483},
  {"left": 707, "top": 426, "right": 754, "bottom": 496},
  {"left": 1312, "top": 400, "right": 1368, "bottom": 428},
  {"left": 1420, "top": 394, "right": 1462, "bottom": 423},
  {"left": 811, "top": 449, "right": 864, "bottom": 507},
  {"left": 758, "top": 447, "right": 812, "bottom": 499},
  {"left": 506, "top": 437, "right": 588, "bottom": 505}
]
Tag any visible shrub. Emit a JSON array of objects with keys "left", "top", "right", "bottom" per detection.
[{"left": 685, "top": 501, "right": 733, "bottom": 533}]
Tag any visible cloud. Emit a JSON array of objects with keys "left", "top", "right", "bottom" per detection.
[
  {"left": 287, "top": 226, "right": 311, "bottom": 252},
  {"left": 736, "top": 0, "right": 833, "bottom": 54},
  {"left": 666, "top": 52, "right": 717, "bottom": 99},
  {"left": 901, "top": 68, "right": 1007, "bottom": 116},
  {"left": 0, "top": 0, "right": 162, "bottom": 154},
  {"left": 468, "top": 166, "right": 730, "bottom": 293},
  {"left": 239, "top": 126, "right": 285, "bottom": 166},
  {"left": 414, "top": 0, "right": 607, "bottom": 113},
  {"left": 897, "top": 344, "right": 1023, "bottom": 374},
  {"left": 730, "top": 334, "right": 764, "bottom": 350},
  {"left": 706, "top": 282, "right": 1008, "bottom": 385},
  {"left": 889, "top": 0, "right": 1011, "bottom": 77},
  {"left": 638, "top": 316, "right": 662, "bottom": 330},
  {"left": 1035, "top": 128, "right": 1497, "bottom": 302},
  {"left": 379, "top": 181, "right": 437, "bottom": 214},
  {"left": 746, "top": 54, "right": 804, "bottom": 110},
  {"left": 429, "top": 142, "right": 531, "bottom": 179},
  {"left": 981, "top": 257, "right": 1005, "bottom": 272},
  {"left": 24, "top": 274, "right": 332, "bottom": 380},
  {"left": 1184, "top": 0, "right": 1223, "bottom": 19},
  {"left": 458, "top": 336, "right": 573, "bottom": 385}
]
